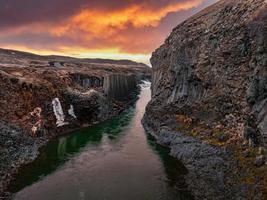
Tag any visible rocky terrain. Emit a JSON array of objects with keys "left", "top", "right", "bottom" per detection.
[
  {"left": 143, "top": 0, "right": 267, "bottom": 199},
  {"left": 0, "top": 48, "right": 151, "bottom": 199}
]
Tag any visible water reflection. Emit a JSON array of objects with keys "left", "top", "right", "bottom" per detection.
[
  {"left": 11, "top": 88, "right": 193, "bottom": 200},
  {"left": 146, "top": 135, "right": 191, "bottom": 196},
  {"left": 10, "top": 108, "right": 135, "bottom": 193},
  {"left": 57, "top": 138, "right": 67, "bottom": 158}
]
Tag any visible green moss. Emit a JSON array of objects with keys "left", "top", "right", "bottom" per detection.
[{"left": 175, "top": 117, "right": 267, "bottom": 197}]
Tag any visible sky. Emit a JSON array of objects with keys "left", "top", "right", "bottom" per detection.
[{"left": 0, "top": 0, "right": 217, "bottom": 65}]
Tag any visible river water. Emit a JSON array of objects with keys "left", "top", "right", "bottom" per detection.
[{"left": 11, "top": 86, "right": 193, "bottom": 200}]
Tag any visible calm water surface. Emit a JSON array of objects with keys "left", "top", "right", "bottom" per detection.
[{"left": 11, "top": 87, "right": 193, "bottom": 200}]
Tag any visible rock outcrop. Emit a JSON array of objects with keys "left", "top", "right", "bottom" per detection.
[
  {"left": 0, "top": 48, "right": 150, "bottom": 131},
  {"left": 0, "top": 48, "right": 151, "bottom": 198},
  {"left": 143, "top": 0, "right": 267, "bottom": 199}
]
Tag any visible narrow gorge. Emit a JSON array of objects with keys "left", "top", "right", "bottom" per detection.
[
  {"left": 0, "top": 49, "right": 151, "bottom": 199},
  {"left": 1, "top": 0, "right": 267, "bottom": 199}
]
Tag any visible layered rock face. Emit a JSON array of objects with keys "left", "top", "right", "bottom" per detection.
[
  {"left": 144, "top": 0, "right": 266, "bottom": 199},
  {"left": 0, "top": 48, "right": 151, "bottom": 198},
  {"left": 149, "top": 0, "right": 267, "bottom": 147}
]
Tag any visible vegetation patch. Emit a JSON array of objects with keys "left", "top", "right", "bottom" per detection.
[{"left": 175, "top": 114, "right": 267, "bottom": 198}]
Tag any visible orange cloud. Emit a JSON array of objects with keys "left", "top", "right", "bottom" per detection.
[
  {"left": 0, "top": 0, "right": 217, "bottom": 64},
  {"left": 53, "top": 0, "right": 203, "bottom": 38}
]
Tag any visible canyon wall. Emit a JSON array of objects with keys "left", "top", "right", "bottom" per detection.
[
  {"left": 144, "top": 0, "right": 267, "bottom": 199},
  {"left": 0, "top": 49, "right": 151, "bottom": 134}
]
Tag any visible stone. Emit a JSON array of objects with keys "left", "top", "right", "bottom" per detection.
[
  {"left": 254, "top": 155, "right": 265, "bottom": 167},
  {"left": 242, "top": 149, "right": 250, "bottom": 158},
  {"left": 258, "top": 147, "right": 265, "bottom": 155},
  {"left": 218, "top": 133, "right": 227, "bottom": 142}
]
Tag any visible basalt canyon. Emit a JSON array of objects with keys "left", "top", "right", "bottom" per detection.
[
  {"left": 143, "top": 0, "right": 267, "bottom": 199},
  {"left": 0, "top": 48, "right": 151, "bottom": 198},
  {"left": 1, "top": 0, "right": 267, "bottom": 200}
]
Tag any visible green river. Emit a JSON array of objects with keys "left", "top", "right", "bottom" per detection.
[{"left": 11, "top": 86, "right": 193, "bottom": 200}]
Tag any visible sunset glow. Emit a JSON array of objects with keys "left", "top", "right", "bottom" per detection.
[{"left": 0, "top": 0, "right": 217, "bottom": 64}]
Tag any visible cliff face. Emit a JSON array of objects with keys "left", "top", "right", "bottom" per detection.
[
  {"left": 144, "top": 0, "right": 266, "bottom": 199},
  {"left": 150, "top": 0, "right": 267, "bottom": 144},
  {"left": 0, "top": 48, "right": 150, "bottom": 133},
  {"left": 0, "top": 48, "right": 151, "bottom": 198}
]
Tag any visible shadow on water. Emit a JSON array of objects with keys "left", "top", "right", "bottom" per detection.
[
  {"left": 9, "top": 108, "right": 135, "bottom": 193},
  {"left": 146, "top": 134, "right": 194, "bottom": 200}
]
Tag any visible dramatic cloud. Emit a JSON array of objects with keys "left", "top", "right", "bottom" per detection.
[{"left": 0, "top": 0, "right": 217, "bottom": 64}]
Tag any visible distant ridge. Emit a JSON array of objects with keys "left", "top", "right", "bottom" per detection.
[{"left": 0, "top": 48, "right": 149, "bottom": 67}]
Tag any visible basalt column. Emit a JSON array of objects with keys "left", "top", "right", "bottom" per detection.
[{"left": 104, "top": 74, "right": 137, "bottom": 101}]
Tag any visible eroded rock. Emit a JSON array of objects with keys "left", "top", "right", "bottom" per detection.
[{"left": 144, "top": 0, "right": 267, "bottom": 199}]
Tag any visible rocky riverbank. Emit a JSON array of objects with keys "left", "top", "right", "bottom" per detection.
[
  {"left": 143, "top": 109, "right": 262, "bottom": 199},
  {"left": 0, "top": 48, "right": 151, "bottom": 199},
  {"left": 143, "top": 0, "right": 267, "bottom": 199}
]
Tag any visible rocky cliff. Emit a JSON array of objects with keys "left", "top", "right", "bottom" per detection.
[
  {"left": 0, "top": 48, "right": 151, "bottom": 198},
  {"left": 143, "top": 0, "right": 267, "bottom": 199}
]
